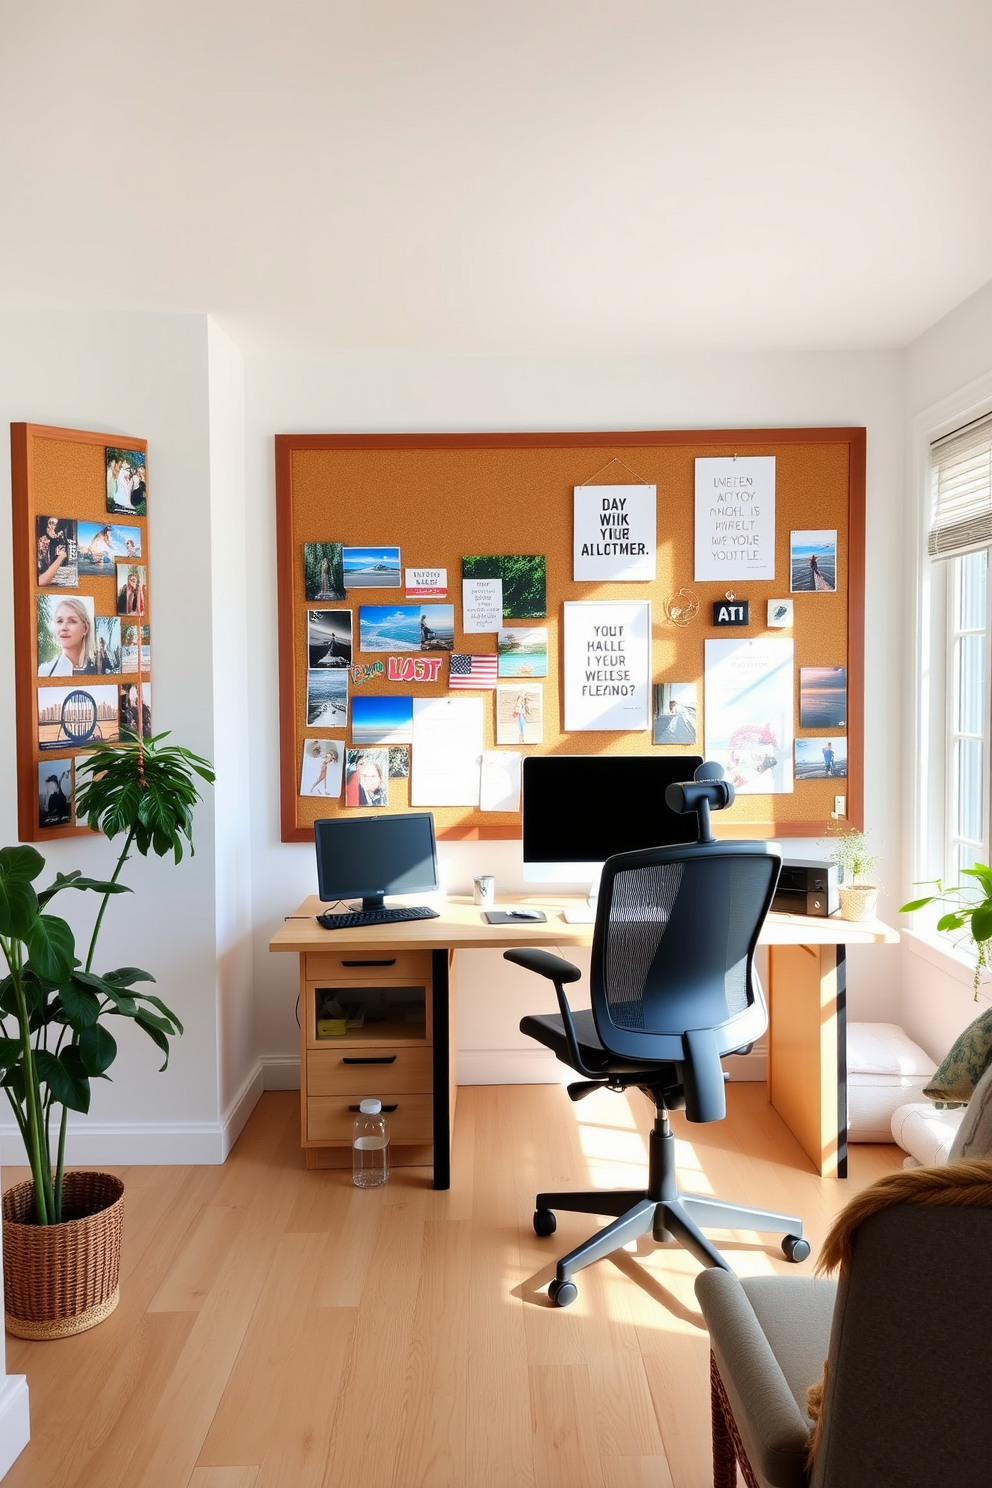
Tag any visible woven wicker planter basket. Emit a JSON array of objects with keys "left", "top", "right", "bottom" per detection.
[
  {"left": 839, "top": 884, "right": 879, "bottom": 922},
  {"left": 2, "top": 1171, "right": 124, "bottom": 1340}
]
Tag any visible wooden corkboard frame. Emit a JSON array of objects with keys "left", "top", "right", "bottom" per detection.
[
  {"left": 275, "top": 428, "right": 865, "bottom": 844},
  {"left": 12, "top": 423, "right": 150, "bottom": 843}
]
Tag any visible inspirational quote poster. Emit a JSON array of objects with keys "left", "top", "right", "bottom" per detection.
[
  {"left": 573, "top": 484, "right": 656, "bottom": 581},
  {"left": 703, "top": 637, "right": 794, "bottom": 794},
  {"left": 694, "top": 456, "right": 776, "bottom": 582},
  {"left": 562, "top": 601, "right": 651, "bottom": 731}
]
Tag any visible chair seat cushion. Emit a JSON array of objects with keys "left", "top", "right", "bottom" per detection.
[{"left": 519, "top": 1009, "right": 678, "bottom": 1083}]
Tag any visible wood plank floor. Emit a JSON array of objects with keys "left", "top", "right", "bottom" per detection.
[{"left": 2, "top": 1086, "right": 900, "bottom": 1488}]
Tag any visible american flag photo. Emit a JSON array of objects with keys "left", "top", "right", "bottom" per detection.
[{"left": 448, "top": 654, "right": 498, "bottom": 689}]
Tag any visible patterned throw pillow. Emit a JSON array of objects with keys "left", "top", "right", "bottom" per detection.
[
  {"left": 949, "top": 1061, "right": 992, "bottom": 1160},
  {"left": 924, "top": 1007, "right": 992, "bottom": 1108}
]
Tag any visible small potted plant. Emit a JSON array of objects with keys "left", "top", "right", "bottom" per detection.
[
  {"left": 0, "top": 732, "right": 212, "bottom": 1338},
  {"left": 824, "top": 827, "right": 880, "bottom": 922},
  {"left": 900, "top": 863, "right": 992, "bottom": 997}
]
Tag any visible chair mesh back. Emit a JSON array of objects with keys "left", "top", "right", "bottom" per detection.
[{"left": 601, "top": 852, "right": 775, "bottom": 1037}]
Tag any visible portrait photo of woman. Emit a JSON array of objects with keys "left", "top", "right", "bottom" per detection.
[
  {"left": 345, "top": 749, "right": 389, "bottom": 808},
  {"left": 116, "top": 564, "right": 147, "bottom": 616},
  {"left": 36, "top": 594, "right": 97, "bottom": 676}
]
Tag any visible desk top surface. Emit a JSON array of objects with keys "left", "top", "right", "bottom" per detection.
[{"left": 269, "top": 895, "right": 900, "bottom": 954}]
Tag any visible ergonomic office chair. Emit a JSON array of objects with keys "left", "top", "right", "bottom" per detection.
[{"left": 507, "top": 767, "right": 809, "bottom": 1307}]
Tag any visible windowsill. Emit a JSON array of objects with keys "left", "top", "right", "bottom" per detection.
[{"left": 902, "top": 927, "right": 991, "bottom": 1001}]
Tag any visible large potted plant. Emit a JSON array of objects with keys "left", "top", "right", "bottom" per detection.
[
  {"left": 825, "top": 827, "right": 880, "bottom": 922},
  {"left": 0, "top": 732, "right": 213, "bottom": 1338},
  {"left": 900, "top": 863, "right": 992, "bottom": 996}
]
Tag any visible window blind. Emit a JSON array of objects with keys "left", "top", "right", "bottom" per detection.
[{"left": 929, "top": 414, "right": 992, "bottom": 560}]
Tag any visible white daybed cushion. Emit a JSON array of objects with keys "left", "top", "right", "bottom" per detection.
[
  {"left": 847, "top": 1023, "right": 937, "bottom": 1142},
  {"left": 891, "top": 1102, "right": 966, "bottom": 1167}
]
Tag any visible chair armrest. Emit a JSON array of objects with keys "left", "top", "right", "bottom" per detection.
[{"left": 503, "top": 947, "right": 582, "bottom": 982}]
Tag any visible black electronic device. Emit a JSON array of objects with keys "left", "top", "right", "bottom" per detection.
[
  {"left": 314, "top": 812, "right": 440, "bottom": 922},
  {"left": 771, "top": 858, "right": 839, "bottom": 917},
  {"left": 521, "top": 754, "right": 704, "bottom": 883}
]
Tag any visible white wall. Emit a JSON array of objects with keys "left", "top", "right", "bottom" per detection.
[{"left": 246, "top": 348, "right": 907, "bottom": 1082}]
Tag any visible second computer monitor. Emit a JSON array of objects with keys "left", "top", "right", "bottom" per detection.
[{"left": 522, "top": 754, "right": 705, "bottom": 884}]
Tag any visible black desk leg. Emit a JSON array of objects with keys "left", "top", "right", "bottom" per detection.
[
  {"left": 836, "top": 945, "right": 848, "bottom": 1179},
  {"left": 432, "top": 948, "right": 451, "bottom": 1190}
]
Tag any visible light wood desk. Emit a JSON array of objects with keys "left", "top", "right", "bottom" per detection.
[{"left": 270, "top": 896, "right": 898, "bottom": 1186}]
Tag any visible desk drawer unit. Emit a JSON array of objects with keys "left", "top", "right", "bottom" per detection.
[
  {"left": 307, "top": 1046, "right": 433, "bottom": 1097},
  {"left": 304, "top": 950, "right": 431, "bottom": 983},
  {"left": 307, "top": 1093, "right": 433, "bottom": 1144}
]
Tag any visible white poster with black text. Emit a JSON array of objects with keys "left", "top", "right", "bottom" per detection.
[
  {"left": 563, "top": 601, "right": 651, "bottom": 731},
  {"left": 694, "top": 456, "right": 775, "bottom": 581},
  {"left": 573, "top": 484, "right": 656, "bottom": 581}
]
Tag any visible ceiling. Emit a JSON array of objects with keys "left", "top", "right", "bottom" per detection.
[{"left": 3, "top": 1, "right": 991, "bottom": 356}]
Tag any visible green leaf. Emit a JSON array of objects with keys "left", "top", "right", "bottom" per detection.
[
  {"left": 961, "top": 864, "right": 992, "bottom": 891},
  {"left": 0, "top": 860, "right": 40, "bottom": 940},
  {"left": 24, "top": 915, "right": 75, "bottom": 984},
  {"left": 0, "top": 846, "right": 45, "bottom": 883},
  {"left": 900, "top": 896, "right": 936, "bottom": 913},
  {"left": 78, "top": 1024, "right": 117, "bottom": 1077},
  {"left": 37, "top": 873, "right": 132, "bottom": 909},
  {"left": 59, "top": 980, "right": 102, "bottom": 1031},
  {"left": 936, "top": 911, "right": 968, "bottom": 932},
  {"left": 972, "top": 904, "right": 992, "bottom": 943},
  {"left": 34, "top": 1048, "right": 90, "bottom": 1113},
  {"left": 0, "top": 1037, "right": 23, "bottom": 1069},
  {"left": 134, "top": 992, "right": 182, "bottom": 1034},
  {"left": 134, "top": 1014, "right": 172, "bottom": 1071},
  {"left": 102, "top": 966, "right": 156, "bottom": 988},
  {"left": 0, "top": 1066, "right": 25, "bottom": 1102}
]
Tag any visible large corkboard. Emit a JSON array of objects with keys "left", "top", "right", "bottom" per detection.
[{"left": 275, "top": 429, "right": 865, "bottom": 843}]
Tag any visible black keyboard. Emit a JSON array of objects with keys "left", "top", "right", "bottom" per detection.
[{"left": 317, "top": 905, "right": 441, "bottom": 930}]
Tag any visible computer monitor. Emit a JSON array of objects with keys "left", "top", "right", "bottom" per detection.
[
  {"left": 314, "top": 812, "right": 439, "bottom": 909},
  {"left": 522, "top": 754, "right": 705, "bottom": 888}
]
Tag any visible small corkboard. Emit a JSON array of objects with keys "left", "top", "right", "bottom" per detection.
[{"left": 275, "top": 428, "right": 865, "bottom": 842}]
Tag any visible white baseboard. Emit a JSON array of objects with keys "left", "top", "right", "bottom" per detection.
[
  {"left": 0, "top": 1376, "right": 29, "bottom": 1480},
  {"left": 260, "top": 1056, "right": 301, "bottom": 1090},
  {"left": 219, "top": 1062, "right": 265, "bottom": 1160}
]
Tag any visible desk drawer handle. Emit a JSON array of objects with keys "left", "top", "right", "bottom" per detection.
[
  {"left": 342, "top": 1055, "right": 397, "bottom": 1065},
  {"left": 341, "top": 958, "right": 397, "bottom": 967},
  {"left": 348, "top": 1103, "right": 398, "bottom": 1113}
]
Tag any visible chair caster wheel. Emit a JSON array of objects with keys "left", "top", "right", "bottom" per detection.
[
  {"left": 548, "top": 1278, "right": 577, "bottom": 1307},
  {"left": 534, "top": 1209, "right": 557, "bottom": 1237},
  {"left": 782, "top": 1235, "right": 811, "bottom": 1263}
]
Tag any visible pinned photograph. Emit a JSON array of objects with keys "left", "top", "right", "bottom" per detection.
[
  {"left": 343, "top": 546, "right": 401, "bottom": 589},
  {"left": 300, "top": 739, "right": 343, "bottom": 798},
  {"left": 38, "top": 761, "right": 72, "bottom": 829},
  {"left": 345, "top": 748, "right": 390, "bottom": 807},
  {"left": 795, "top": 737, "right": 848, "bottom": 780},
  {"left": 360, "top": 604, "right": 454, "bottom": 652},
  {"left": 800, "top": 666, "right": 847, "bottom": 728},
  {"left": 308, "top": 609, "right": 352, "bottom": 667},
  {"left": 36, "top": 515, "right": 78, "bottom": 588},
  {"left": 38, "top": 594, "right": 97, "bottom": 677},
  {"left": 497, "top": 627, "right": 548, "bottom": 678},
  {"left": 791, "top": 530, "right": 837, "bottom": 593},
  {"left": 462, "top": 555, "right": 546, "bottom": 618},
  {"left": 106, "top": 448, "right": 147, "bottom": 517},
  {"left": 119, "top": 682, "right": 152, "bottom": 739},
  {"left": 116, "top": 563, "right": 147, "bottom": 615},
  {"left": 496, "top": 684, "right": 543, "bottom": 746},
  {"left": 388, "top": 746, "right": 410, "bottom": 779},
  {"left": 448, "top": 654, "right": 498, "bottom": 689},
  {"left": 307, "top": 668, "right": 348, "bottom": 727},
  {"left": 653, "top": 682, "right": 698, "bottom": 745},
  {"left": 120, "top": 622, "right": 150, "bottom": 672},
  {"left": 37, "top": 684, "right": 120, "bottom": 750},
  {"left": 351, "top": 695, "right": 414, "bottom": 745},
  {"left": 304, "top": 543, "right": 345, "bottom": 601},
  {"left": 767, "top": 599, "right": 794, "bottom": 628},
  {"left": 95, "top": 617, "right": 122, "bottom": 675},
  {"left": 78, "top": 522, "right": 142, "bottom": 577}
]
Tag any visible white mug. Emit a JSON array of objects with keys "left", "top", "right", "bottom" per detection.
[{"left": 473, "top": 874, "right": 495, "bottom": 908}]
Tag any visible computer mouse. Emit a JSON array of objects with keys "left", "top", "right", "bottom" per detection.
[{"left": 510, "top": 909, "right": 544, "bottom": 920}]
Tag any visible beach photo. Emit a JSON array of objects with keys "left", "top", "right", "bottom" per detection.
[
  {"left": 497, "top": 627, "right": 548, "bottom": 678},
  {"left": 343, "top": 545, "right": 401, "bottom": 589},
  {"left": 95, "top": 616, "right": 122, "bottom": 674},
  {"left": 119, "top": 682, "right": 152, "bottom": 739},
  {"left": 791, "top": 530, "right": 837, "bottom": 593},
  {"left": 307, "top": 609, "right": 352, "bottom": 667},
  {"left": 800, "top": 666, "right": 847, "bottom": 728},
  {"left": 359, "top": 604, "right": 454, "bottom": 652},
  {"left": 303, "top": 542, "right": 345, "bottom": 601},
  {"left": 37, "top": 594, "right": 96, "bottom": 677},
  {"left": 36, "top": 515, "right": 78, "bottom": 588},
  {"left": 306, "top": 667, "right": 348, "bottom": 727},
  {"left": 106, "top": 448, "right": 147, "bottom": 517},
  {"left": 795, "top": 737, "right": 848, "bottom": 779},
  {"left": 462, "top": 554, "right": 546, "bottom": 618},
  {"left": 38, "top": 761, "right": 72, "bottom": 829},
  {"left": 78, "top": 521, "right": 142, "bottom": 576},
  {"left": 37, "top": 684, "right": 120, "bottom": 750},
  {"left": 300, "top": 739, "right": 343, "bottom": 798},
  {"left": 351, "top": 694, "right": 414, "bottom": 745},
  {"left": 345, "top": 748, "right": 389, "bottom": 807},
  {"left": 653, "top": 682, "right": 698, "bottom": 744},
  {"left": 120, "top": 622, "right": 150, "bottom": 672},
  {"left": 116, "top": 563, "right": 147, "bottom": 615},
  {"left": 496, "top": 684, "right": 543, "bottom": 745}
]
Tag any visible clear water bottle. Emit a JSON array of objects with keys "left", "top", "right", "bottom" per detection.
[{"left": 352, "top": 1098, "right": 389, "bottom": 1187}]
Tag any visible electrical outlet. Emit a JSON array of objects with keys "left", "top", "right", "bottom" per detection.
[{"left": 834, "top": 794, "right": 846, "bottom": 817}]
